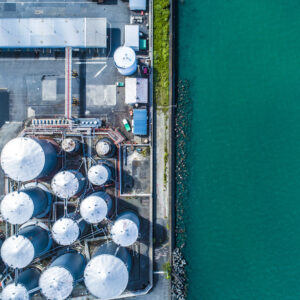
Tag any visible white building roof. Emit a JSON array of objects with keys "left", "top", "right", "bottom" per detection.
[
  {"left": 129, "top": 0, "right": 146, "bottom": 11},
  {"left": 0, "top": 18, "right": 107, "bottom": 48},
  {"left": 124, "top": 25, "right": 139, "bottom": 51},
  {"left": 125, "top": 77, "right": 148, "bottom": 104}
]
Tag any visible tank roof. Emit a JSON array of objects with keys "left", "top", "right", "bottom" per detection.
[
  {"left": 1, "top": 137, "right": 46, "bottom": 182},
  {"left": 114, "top": 46, "right": 136, "bottom": 69},
  {"left": 80, "top": 193, "right": 109, "bottom": 224},
  {"left": 1, "top": 283, "right": 29, "bottom": 300},
  {"left": 39, "top": 266, "right": 74, "bottom": 300},
  {"left": 1, "top": 191, "right": 34, "bottom": 225},
  {"left": 51, "top": 171, "right": 81, "bottom": 198},
  {"left": 1, "top": 235, "right": 34, "bottom": 268},
  {"left": 52, "top": 218, "right": 80, "bottom": 245},
  {"left": 84, "top": 254, "right": 129, "bottom": 299},
  {"left": 88, "top": 164, "right": 110, "bottom": 186},
  {"left": 111, "top": 218, "right": 139, "bottom": 247}
]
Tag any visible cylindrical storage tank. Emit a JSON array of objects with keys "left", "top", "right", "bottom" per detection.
[
  {"left": 111, "top": 211, "right": 140, "bottom": 247},
  {"left": 39, "top": 252, "right": 86, "bottom": 300},
  {"left": 80, "top": 192, "right": 112, "bottom": 224},
  {"left": 88, "top": 164, "right": 112, "bottom": 186},
  {"left": 84, "top": 242, "right": 131, "bottom": 299},
  {"left": 0, "top": 137, "right": 57, "bottom": 182},
  {"left": 61, "top": 138, "right": 80, "bottom": 154},
  {"left": 95, "top": 138, "right": 115, "bottom": 157},
  {"left": 1, "top": 187, "right": 51, "bottom": 225},
  {"left": 2, "top": 268, "right": 41, "bottom": 300},
  {"left": 113, "top": 46, "right": 137, "bottom": 76},
  {"left": 52, "top": 214, "right": 88, "bottom": 246},
  {"left": 51, "top": 170, "right": 85, "bottom": 199},
  {"left": 0, "top": 238, "right": 5, "bottom": 274},
  {"left": 1, "top": 222, "right": 52, "bottom": 269}
]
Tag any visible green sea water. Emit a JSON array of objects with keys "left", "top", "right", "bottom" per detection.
[{"left": 177, "top": 1, "right": 300, "bottom": 299}]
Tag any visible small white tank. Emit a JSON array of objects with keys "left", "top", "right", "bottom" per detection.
[
  {"left": 52, "top": 215, "right": 87, "bottom": 246},
  {"left": 1, "top": 187, "right": 50, "bottom": 225},
  {"left": 61, "top": 138, "right": 80, "bottom": 153},
  {"left": 39, "top": 252, "right": 86, "bottom": 300},
  {"left": 114, "top": 46, "right": 137, "bottom": 76},
  {"left": 95, "top": 138, "right": 114, "bottom": 157},
  {"left": 80, "top": 192, "right": 112, "bottom": 224},
  {"left": 88, "top": 164, "right": 112, "bottom": 186},
  {"left": 51, "top": 170, "right": 85, "bottom": 198},
  {"left": 111, "top": 211, "right": 140, "bottom": 247},
  {"left": 1, "top": 222, "right": 52, "bottom": 269}
]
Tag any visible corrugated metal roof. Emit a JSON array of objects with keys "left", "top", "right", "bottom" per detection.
[
  {"left": 125, "top": 77, "right": 148, "bottom": 104},
  {"left": 129, "top": 0, "right": 147, "bottom": 11},
  {"left": 133, "top": 109, "right": 147, "bottom": 135},
  {"left": 0, "top": 18, "right": 107, "bottom": 48}
]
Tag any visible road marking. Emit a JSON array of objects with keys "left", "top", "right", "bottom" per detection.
[
  {"left": 75, "top": 61, "right": 106, "bottom": 65},
  {"left": 94, "top": 64, "right": 107, "bottom": 78},
  {"left": 153, "top": 271, "right": 167, "bottom": 275}
]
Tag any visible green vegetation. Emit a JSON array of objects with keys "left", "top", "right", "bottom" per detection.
[
  {"left": 163, "top": 261, "right": 172, "bottom": 280},
  {"left": 153, "top": 0, "right": 170, "bottom": 110},
  {"left": 140, "top": 147, "right": 150, "bottom": 157}
]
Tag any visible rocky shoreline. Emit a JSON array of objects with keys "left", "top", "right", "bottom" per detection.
[
  {"left": 171, "top": 248, "right": 187, "bottom": 300},
  {"left": 172, "top": 80, "right": 191, "bottom": 300}
]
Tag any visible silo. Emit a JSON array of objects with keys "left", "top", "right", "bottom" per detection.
[
  {"left": 113, "top": 46, "right": 137, "bottom": 76},
  {"left": 1, "top": 268, "right": 41, "bottom": 300},
  {"left": 1, "top": 187, "right": 51, "bottom": 225},
  {"left": 0, "top": 137, "right": 57, "bottom": 182},
  {"left": 61, "top": 138, "right": 80, "bottom": 154},
  {"left": 52, "top": 215, "right": 88, "bottom": 246},
  {"left": 80, "top": 192, "right": 112, "bottom": 224},
  {"left": 1, "top": 222, "right": 52, "bottom": 269},
  {"left": 0, "top": 238, "right": 5, "bottom": 274},
  {"left": 88, "top": 164, "right": 112, "bottom": 186},
  {"left": 84, "top": 242, "right": 131, "bottom": 299},
  {"left": 111, "top": 211, "right": 140, "bottom": 247},
  {"left": 51, "top": 170, "right": 85, "bottom": 198},
  {"left": 95, "top": 138, "right": 115, "bottom": 157},
  {"left": 39, "top": 252, "right": 86, "bottom": 300}
]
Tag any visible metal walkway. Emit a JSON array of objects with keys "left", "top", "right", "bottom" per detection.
[{"left": 65, "top": 47, "right": 72, "bottom": 119}]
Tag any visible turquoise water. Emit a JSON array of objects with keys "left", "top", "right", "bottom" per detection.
[{"left": 177, "top": 1, "right": 300, "bottom": 299}]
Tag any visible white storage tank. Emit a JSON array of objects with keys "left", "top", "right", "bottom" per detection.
[
  {"left": 88, "top": 163, "right": 112, "bottom": 186},
  {"left": 111, "top": 211, "right": 140, "bottom": 247},
  {"left": 39, "top": 252, "right": 86, "bottom": 300},
  {"left": 52, "top": 214, "right": 88, "bottom": 246},
  {"left": 1, "top": 222, "right": 52, "bottom": 269},
  {"left": 1, "top": 268, "right": 41, "bottom": 300},
  {"left": 113, "top": 46, "right": 137, "bottom": 76},
  {"left": 1, "top": 187, "right": 51, "bottom": 225},
  {"left": 95, "top": 138, "right": 115, "bottom": 157},
  {"left": 51, "top": 170, "right": 85, "bottom": 199},
  {"left": 84, "top": 242, "right": 131, "bottom": 299},
  {"left": 1, "top": 137, "right": 57, "bottom": 182},
  {"left": 61, "top": 138, "right": 80, "bottom": 154},
  {"left": 80, "top": 192, "right": 112, "bottom": 224}
]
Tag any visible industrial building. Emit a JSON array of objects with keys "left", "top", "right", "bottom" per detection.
[{"left": 0, "top": 0, "right": 153, "bottom": 299}]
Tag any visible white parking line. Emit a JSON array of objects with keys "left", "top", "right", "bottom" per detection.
[{"left": 94, "top": 64, "right": 107, "bottom": 78}]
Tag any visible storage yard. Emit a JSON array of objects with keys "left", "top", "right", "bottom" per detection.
[{"left": 0, "top": 0, "right": 157, "bottom": 299}]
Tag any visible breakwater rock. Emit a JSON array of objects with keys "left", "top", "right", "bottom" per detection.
[{"left": 172, "top": 248, "right": 187, "bottom": 300}]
